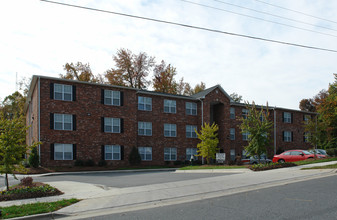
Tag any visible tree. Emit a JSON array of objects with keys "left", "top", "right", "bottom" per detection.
[
  {"left": 230, "top": 93, "right": 243, "bottom": 103},
  {"left": 299, "top": 98, "right": 316, "bottom": 112},
  {"left": 105, "top": 69, "right": 126, "bottom": 86},
  {"left": 152, "top": 60, "right": 178, "bottom": 94},
  {"left": 0, "top": 91, "right": 26, "bottom": 119},
  {"left": 239, "top": 102, "right": 273, "bottom": 162},
  {"left": 176, "top": 77, "right": 192, "bottom": 96},
  {"left": 196, "top": 123, "right": 219, "bottom": 164},
  {"left": 61, "top": 62, "right": 100, "bottom": 83},
  {"left": 109, "top": 48, "right": 155, "bottom": 89},
  {"left": 192, "top": 82, "right": 206, "bottom": 95},
  {"left": 0, "top": 116, "right": 39, "bottom": 190},
  {"left": 28, "top": 147, "right": 40, "bottom": 168}
]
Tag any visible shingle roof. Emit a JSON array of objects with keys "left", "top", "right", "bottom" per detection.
[{"left": 190, "top": 84, "right": 232, "bottom": 101}]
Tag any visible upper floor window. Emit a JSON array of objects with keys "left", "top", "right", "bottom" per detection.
[
  {"left": 54, "top": 84, "right": 73, "bottom": 101},
  {"left": 186, "top": 148, "right": 198, "bottom": 160},
  {"left": 303, "top": 132, "right": 309, "bottom": 143},
  {"left": 186, "top": 125, "right": 197, "bottom": 138},
  {"left": 283, "top": 112, "right": 292, "bottom": 123},
  {"left": 138, "top": 96, "right": 152, "bottom": 111},
  {"left": 104, "top": 145, "right": 121, "bottom": 160},
  {"left": 164, "top": 99, "right": 176, "bottom": 113},
  {"left": 230, "top": 107, "right": 235, "bottom": 119},
  {"left": 242, "top": 131, "right": 250, "bottom": 141},
  {"left": 138, "top": 147, "right": 152, "bottom": 161},
  {"left": 164, "top": 148, "right": 177, "bottom": 161},
  {"left": 303, "top": 115, "right": 311, "bottom": 124},
  {"left": 164, "top": 123, "right": 177, "bottom": 137},
  {"left": 54, "top": 114, "right": 73, "bottom": 131},
  {"left": 186, "top": 102, "right": 197, "bottom": 115},
  {"left": 54, "top": 143, "right": 73, "bottom": 160},
  {"left": 138, "top": 122, "right": 152, "bottom": 136},
  {"left": 103, "top": 117, "right": 121, "bottom": 133},
  {"left": 283, "top": 131, "right": 292, "bottom": 142},
  {"left": 242, "top": 109, "right": 249, "bottom": 119},
  {"left": 104, "top": 90, "right": 121, "bottom": 106},
  {"left": 230, "top": 128, "right": 235, "bottom": 140}
]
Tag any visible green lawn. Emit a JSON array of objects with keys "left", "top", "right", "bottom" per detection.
[
  {"left": 0, "top": 198, "right": 79, "bottom": 219},
  {"left": 179, "top": 165, "right": 247, "bottom": 170},
  {"left": 301, "top": 163, "right": 337, "bottom": 170},
  {"left": 294, "top": 157, "right": 337, "bottom": 166}
]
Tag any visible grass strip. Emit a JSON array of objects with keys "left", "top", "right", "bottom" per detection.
[
  {"left": 179, "top": 165, "right": 246, "bottom": 170},
  {"left": 0, "top": 198, "right": 79, "bottom": 219},
  {"left": 294, "top": 157, "right": 337, "bottom": 166},
  {"left": 301, "top": 163, "right": 337, "bottom": 170}
]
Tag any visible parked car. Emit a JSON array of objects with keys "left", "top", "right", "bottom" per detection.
[
  {"left": 309, "top": 149, "right": 328, "bottom": 156},
  {"left": 272, "top": 150, "right": 326, "bottom": 163},
  {"left": 242, "top": 155, "right": 272, "bottom": 165}
]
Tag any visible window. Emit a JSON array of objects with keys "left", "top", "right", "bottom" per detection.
[
  {"left": 242, "top": 131, "right": 250, "bottom": 141},
  {"left": 242, "top": 109, "right": 249, "bottom": 119},
  {"left": 138, "top": 122, "right": 152, "bottom": 136},
  {"left": 303, "top": 132, "right": 309, "bottom": 143},
  {"left": 230, "top": 107, "right": 235, "bottom": 119},
  {"left": 104, "top": 90, "right": 120, "bottom": 106},
  {"left": 164, "top": 99, "right": 176, "bottom": 113},
  {"left": 242, "top": 150, "right": 248, "bottom": 159},
  {"left": 186, "top": 125, "right": 197, "bottom": 138},
  {"left": 164, "top": 124, "right": 177, "bottom": 137},
  {"left": 138, "top": 96, "right": 152, "bottom": 111},
  {"left": 138, "top": 147, "right": 152, "bottom": 161},
  {"left": 164, "top": 148, "right": 177, "bottom": 161},
  {"left": 186, "top": 148, "right": 198, "bottom": 160},
  {"left": 104, "top": 118, "right": 121, "bottom": 133},
  {"left": 283, "top": 131, "right": 292, "bottom": 142},
  {"left": 230, "top": 149, "right": 235, "bottom": 161},
  {"left": 54, "top": 114, "right": 73, "bottom": 130},
  {"left": 304, "top": 115, "right": 311, "bottom": 124},
  {"left": 283, "top": 112, "right": 292, "bottom": 123},
  {"left": 54, "top": 144, "right": 73, "bottom": 160},
  {"left": 230, "top": 128, "right": 235, "bottom": 140},
  {"left": 186, "top": 102, "right": 197, "bottom": 115},
  {"left": 105, "top": 145, "right": 121, "bottom": 160},
  {"left": 54, "top": 84, "right": 72, "bottom": 101}
]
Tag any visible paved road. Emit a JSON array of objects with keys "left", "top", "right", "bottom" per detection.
[
  {"left": 1, "top": 171, "right": 237, "bottom": 188},
  {"left": 83, "top": 175, "right": 337, "bottom": 220}
]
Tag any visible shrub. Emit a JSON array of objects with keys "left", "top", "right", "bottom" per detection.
[
  {"left": 250, "top": 162, "right": 296, "bottom": 171},
  {"left": 326, "top": 148, "right": 337, "bottom": 157},
  {"left": 173, "top": 160, "right": 183, "bottom": 166},
  {"left": 74, "top": 160, "right": 84, "bottom": 166},
  {"left": 84, "top": 159, "right": 95, "bottom": 166},
  {"left": 98, "top": 160, "right": 107, "bottom": 167},
  {"left": 28, "top": 147, "right": 40, "bottom": 168},
  {"left": 129, "top": 146, "right": 141, "bottom": 165},
  {"left": 20, "top": 177, "right": 33, "bottom": 187}
]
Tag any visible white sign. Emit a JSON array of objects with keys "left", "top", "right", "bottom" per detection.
[{"left": 216, "top": 153, "right": 226, "bottom": 163}]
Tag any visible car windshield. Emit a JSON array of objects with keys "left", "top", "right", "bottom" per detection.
[{"left": 302, "top": 150, "right": 312, "bottom": 155}]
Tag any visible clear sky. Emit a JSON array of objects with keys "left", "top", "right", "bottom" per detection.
[{"left": 1, "top": 0, "right": 336, "bottom": 110}]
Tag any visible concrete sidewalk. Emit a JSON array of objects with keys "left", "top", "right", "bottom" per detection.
[{"left": 2, "top": 162, "right": 336, "bottom": 219}]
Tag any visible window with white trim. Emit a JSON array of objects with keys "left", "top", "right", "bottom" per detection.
[
  {"left": 186, "top": 148, "right": 198, "bottom": 160},
  {"left": 138, "top": 147, "right": 152, "bottom": 161},
  {"left": 104, "top": 90, "right": 120, "bottom": 106},
  {"left": 283, "top": 112, "right": 292, "bottom": 123},
  {"left": 303, "top": 132, "right": 309, "bottom": 143},
  {"left": 230, "top": 149, "right": 235, "bottom": 161},
  {"left": 284, "top": 131, "right": 292, "bottom": 142},
  {"left": 230, "top": 128, "right": 235, "bottom": 140},
  {"left": 54, "top": 84, "right": 72, "bottom": 101},
  {"left": 186, "top": 102, "right": 197, "bottom": 115},
  {"left": 230, "top": 107, "right": 235, "bottom": 119},
  {"left": 164, "top": 124, "right": 177, "bottom": 137},
  {"left": 242, "top": 109, "right": 249, "bottom": 119},
  {"left": 138, "top": 96, "right": 152, "bottom": 111},
  {"left": 138, "top": 122, "right": 152, "bottom": 136},
  {"left": 164, "top": 148, "right": 177, "bottom": 161},
  {"left": 54, "top": 114, "right": 73, "bottom": 130},
  {"left": 164, "top": 99, "right": 176, "bottom": 113},
  {"left": 304, "top": 115, "right": 311, "bottom": 124},
  {"left": 242, "top": 131, "right": 250, "bottom": 141},
  {"left": 54, "top": 144, "right": 73, "bottom": 160},
  {"left": 105, "top": 145, "right": 121, "bottom": 160},
  {"left": 186, "top": 125, "right": 197, "bottom": 138},
  {"left": 104, "top": 118, "right": 121, "bottom": 133}
]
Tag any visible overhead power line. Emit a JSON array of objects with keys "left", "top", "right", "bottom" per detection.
[
  {"left": 211, "top": 0, "right": 337, "bottom": 32},
  {"left": 181, "top": 0, "right": 337, "bottom": 38},
  {"left": 40, "top": 0, "right": 337, "bottom": 53},
  {"left": 255, "top": 0, "right": 337, "bottom": 25}
]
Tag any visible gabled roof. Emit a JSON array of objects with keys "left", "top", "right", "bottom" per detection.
[{"left": 190, "top": 84, "right": 233, "bottom": 101}]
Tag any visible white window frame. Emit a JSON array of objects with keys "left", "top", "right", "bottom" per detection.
[
  {"left": 304, "top": 115, "right": 311, "bottom": 124},
  {"left": 164, "top": 99, "right": 176, "bottom": 113},
  {"left": 54, "top": 114, "right": 73, "bottom": 131},
  {"left": 138, "top": 96, "right": 152, "bottom": 111},
  {"left": 54, "top": 143, "right": 73, "bottom": 160},
  {"left": 105, "top": 145, "right": 121, "bottom": 160},
  {"left": 138, "top": 147, "right": 152, "bottom": 161},
  {"left": 164, "top": 123, "right": 177, "bottom": 137},
  {"left": 186, "top": 125, "right": 197, "bottom": 138},
  {"left": 242, "top": 131, "right": 250, "bottom": 141},
  {"left": 230, "top": 149, "right": 235, "bottom": 161},
  {"left": 242, "top": 109, "right": 249, "bottom": 119},
  {"left": 104, "top": 117, "right": 121, "bottom": 133},
  {"left": 54, "top": 84, "right": 72, "bottom": 101},
  {"left": 186, "top": 148, "right": 198, "bottom": 160},
  {"left": 284, "top": 131, "right": 292, "bottom": 142},
  {"left": 138, "top": 122, "right": 152, "bottom": 136},
  {"left": 284, "top": 112, "right": 292, "bottom": 123},
  {"left": 186, "top": 102, "right": 197, "bottom": 115},
  {"left": 104, "top": 90, "right": 120, "bottom": 106},
  {"left": 230, "top": 128, "right": 235, "bottom": 140},
  {"left": 230, "top": 107, "right": 235, "bottom": 119},
  {"left": 164, "top": 147, "right": 177, "bottom": 161}
]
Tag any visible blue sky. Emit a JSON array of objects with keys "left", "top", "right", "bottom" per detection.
[{"left": 1, "top": 0, "right": 337, "bottom": 109}]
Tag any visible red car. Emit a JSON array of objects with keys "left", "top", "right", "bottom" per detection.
[{"left": 272, "top": 150, "right": 326, "bottom": 163}]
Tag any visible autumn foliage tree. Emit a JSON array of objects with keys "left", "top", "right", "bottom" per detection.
[
  {"left": 61, "top": 62, "right": 101, "bottom": 83},
  {"left": 152, "top": 60, "right": 178, "bottom": 94}
]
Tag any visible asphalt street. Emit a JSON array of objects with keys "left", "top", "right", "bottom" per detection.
[
  {"left": 1, "top": 171, "right": 237, "bottom": 188},
  {"left": 83, "top": 175, "right": 337, "bottom": 220}
]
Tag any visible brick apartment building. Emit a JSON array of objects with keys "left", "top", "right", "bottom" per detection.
[{"left": 25, "top": 75, "right": 315, "bottom": 167}]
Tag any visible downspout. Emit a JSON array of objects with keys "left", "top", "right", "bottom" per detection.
[
  {"left": 274, "top": 107, "right": 277, "bottom": 155},
  {"left": 38, "top": 77, "right": 41, "bottom": 163},
  {"left": 198, "top": 97, "right": 205, "bottom": 164}
]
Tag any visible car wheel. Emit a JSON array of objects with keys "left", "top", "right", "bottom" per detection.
[{"left": 278, "top": 159, "right": 285, "bottom": 163}]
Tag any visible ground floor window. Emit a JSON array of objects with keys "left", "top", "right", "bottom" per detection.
[
  {"left": 230, "top": 149, "right": 235, "bottom": 161},
  {"left": 105, "top": 145, "right": 121, "bottom": 160},
  {"left": 186, "top": 148, "right": 198, "bottom": 160},
  {"left": 54, "top": 144, "right": 73, "bottom": 160},
  {"left": 164, "top": 148, "right": 177, "bottom": 161},
  {"left": 283, "top": 131, "right": 292, "bottom": 142},
  {"left": 139, "top": 147, "right": 152, "bottom": 161}
]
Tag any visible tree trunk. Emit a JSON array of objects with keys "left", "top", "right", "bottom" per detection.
[{"left": 5, "top": 173, "right": 9, "bottom": 191}]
